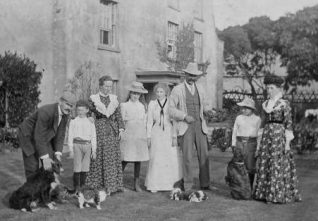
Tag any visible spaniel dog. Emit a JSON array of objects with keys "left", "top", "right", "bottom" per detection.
[
  {"left": 170, "top": 188, "right": 208, "bottom": 203},
  {"left": 9, "top": 161, "right": 61, "bottom": 212},
  {"left": 225, "top": 147, "right": 251, "bottom": 200}
]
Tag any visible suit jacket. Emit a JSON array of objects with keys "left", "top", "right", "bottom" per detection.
[
  {"left": 169, "top": 82, "right": 209, "bottom": 136},
  {"left": 18, "top": 103, "right": 68, "bottom": 157}
]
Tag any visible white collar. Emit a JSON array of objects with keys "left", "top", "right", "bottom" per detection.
[
  {"left": 269, "top": 91, "right": 283, "bottom": 103},
  {"left": 58, "top": 104, "right": 63, "bottom": 116},
  {"left": 184, "top": 81, "right": 195, "bottom": 89},
  {"left": 263, "top": 91, "right": 284, "bottom": 113},
  {"left": 99, "top": 91, "right": 109, "bottom": 97}
]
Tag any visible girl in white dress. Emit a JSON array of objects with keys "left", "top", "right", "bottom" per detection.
[
  {"left": 145, "top": 83, "right": 183, "bottom": 193},
  {"left": 120, "top": 81, "right": 149, "bottom": 192}
]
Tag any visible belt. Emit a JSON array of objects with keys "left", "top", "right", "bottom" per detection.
[
  {"left": 237, "top": 136, "right": 257, "bottom": 142},
  {"left": 95, "top": 116, "right": 107, "bottom": 120},
  {"left": 266, "top": 120, "right": 284, "bottom": 124},
  {"left": 73, "top": 138, "right": 91, "bottom": 145}
]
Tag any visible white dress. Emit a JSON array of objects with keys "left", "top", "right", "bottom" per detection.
[
  {"left": 145, "top": 98, "right": 183, "bottom": 191},
  {"left": 120, "top": 100, "right": 149, "bottom": 162}
]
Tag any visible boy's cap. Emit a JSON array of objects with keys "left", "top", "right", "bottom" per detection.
[
  {"left": 76, "top": 100, "right": 90, "bottom": 108},
  {"left": 237, "top": 97, "right": 256, "bottom": 110}
]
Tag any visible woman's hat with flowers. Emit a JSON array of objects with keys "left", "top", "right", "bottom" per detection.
[
  {"left": 237, "top": 97, "right": 256, "bottom": 110},
  {"left": 125, "top": 81, "right": 148, "bottom": 94}
]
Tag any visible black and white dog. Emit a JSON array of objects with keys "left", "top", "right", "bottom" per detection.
[
  {"left": 9, "top": 161, "right": 61, "bottom": 212},
  {"left": 170, "top": 188, "right": 208, "bottom": 203},
  {"left": 225, "top": 147, "right": 251, "bottom": 200}
]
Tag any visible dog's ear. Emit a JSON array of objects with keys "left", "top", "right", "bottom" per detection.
[{"left": 51, "top": 161, "right": 61, "bottom": 174}]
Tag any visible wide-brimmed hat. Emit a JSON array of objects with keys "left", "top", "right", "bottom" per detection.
[
  {"left": 237, "top": 97, "right": 256, "bottom": 110},
  {"left": 183, "top": 62, "right": 203, "bottom": 76},
  {"left": 263, "top": 75, "right": 284, "bottom": 86},
  {"left": 125, "top": 81, "right": 148, "bottom": 94},
  {"left": 60, "top": 91, "right": 77, "bottom": 107}
]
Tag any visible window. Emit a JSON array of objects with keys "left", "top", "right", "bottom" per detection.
[
  {"left": 194, "top": 0, "right": 203, "bottom": 20},
  {"left": 99, "top": 0, "right": 118, "bottom": 49},
  {"left": 168, "top": 0, "right": 179, "bottom": 10},
  {"left": 194, "top": 31, "right": 203, "bottom": 63},
  {"left": 167, "top": 21, "right": 179, "bottom": 59}
]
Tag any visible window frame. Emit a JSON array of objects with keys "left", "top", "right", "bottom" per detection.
[
  {"left": 194, "top": 31, "right": 203, "bottom": 63},
  {"left": 167, "top": 21, "right": 179, "bottom": 60},
  {"left": 98, "top": 0, "right": 120, "bottom": 52}
]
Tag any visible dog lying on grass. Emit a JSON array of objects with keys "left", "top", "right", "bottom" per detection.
[
  {"left": 170, "top": 188, "right": 208, "bottom": 202},
  {"left": 9, "top": 162, "right": 61, "bottom": 212},
  {"left": 225, "top": 147, "right": 251, "bottom": 200}
]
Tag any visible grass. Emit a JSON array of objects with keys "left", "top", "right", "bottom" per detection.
[{"left": 0, "top": 149, "right": 318, "bottom": 221}]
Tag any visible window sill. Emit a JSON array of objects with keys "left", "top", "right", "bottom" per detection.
[
  {"left": 98, "top": 45, "right": 121, "bottom": 53},
  {"left": 194, "top": 17, "right": 204, "bottom": 22},
  {"left": 168, "top": 5, "right": 180, "bottom": 12}
]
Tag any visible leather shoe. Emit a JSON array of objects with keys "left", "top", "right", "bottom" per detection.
[{"left": 201, "top": 185, "right": 217, "bottom": 191}]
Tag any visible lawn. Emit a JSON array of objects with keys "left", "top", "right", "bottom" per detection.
[{"left": 0, "top": 148, "right": 317, "bottom": 221}]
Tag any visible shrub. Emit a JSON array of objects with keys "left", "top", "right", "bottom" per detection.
[{"left": 0, "top": 51, "right": 42, "bottom": 127}]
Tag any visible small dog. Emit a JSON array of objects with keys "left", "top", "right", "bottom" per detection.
[
  {"left": 9, "top": 162, "right": 61, "bottom": 212},
  {"left": 170, "top": 188, "right": 208, "bottom": 203},
  {"left": 75, "top": 186, "right": 110, "bottom": 210},
  {"left": 225, "top": 148, "right": 251, "bottom": 200}
]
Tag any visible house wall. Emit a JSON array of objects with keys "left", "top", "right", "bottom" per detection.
[
  {"left": 0, "top": 0, "right": 57, "bottom": 104},
  {"left": 0, "top": 0, "right": 223, "bottom": 107}
]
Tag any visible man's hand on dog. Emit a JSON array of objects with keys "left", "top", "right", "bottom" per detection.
[{"left": 42, "top": 158, "right": 54, "bottom": 170}]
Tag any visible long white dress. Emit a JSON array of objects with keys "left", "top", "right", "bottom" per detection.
[
  {"left": 120, "top": 100, "right": 149, "bottom": 162},
  {"left": 145, "top": 98, "right": 183, "bottom": 191}
]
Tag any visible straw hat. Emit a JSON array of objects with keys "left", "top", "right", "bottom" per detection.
[
  {"left": 237, "top": 97, "right": 256, "bottom": 110},
  {"left": 60, "top": 91, "right": 77, "bottom": 107},
  {"left": 263, "top": 75, "right": 284, "bottom": 86},
  {"left": 125, "top": 81, "right": 148, "bottom": 94},
  {"left": 183, "top": 62, "right": 203, "bottom": 76}
]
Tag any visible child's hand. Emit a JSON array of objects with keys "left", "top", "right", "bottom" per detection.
[
  {"left": 172, "top": 137, "right": 177, "bottom": 147},
  {"left": 147, "top": 138, "right": 151, "bottom": 148},
  {"left": 254, "top": 149, "right": 259, "bottom": 158},
  {"left": 92, "top": 151, "right": 96, "bottom": 160},
  {"left": 88, "top": 117, "right": 95, "bottom": 123},
  {"left": 69, "top": 151, "right": 74, "bottom": 159}
]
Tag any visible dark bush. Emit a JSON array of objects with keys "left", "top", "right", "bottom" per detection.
[{"left": 0, "top": 51, "right": 42, "bottom": 127}]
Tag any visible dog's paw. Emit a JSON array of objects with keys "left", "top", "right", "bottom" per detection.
[
  {"left": 31, "top": 208, "right": 40, "bottom": 213},
  {"left": 47, "top": 202, "right": 57, "bottom": 210},
  {"left": 21, "top": 208, "right": 27, "bottom": 212},
  {"left": 96, "top": 205, "right": 101, "bottom": 210}
]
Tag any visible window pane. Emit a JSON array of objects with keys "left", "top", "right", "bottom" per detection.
[
  {"left": 100, "top": 30, "right": 109, "bottom": 45},
  {"left": 194, "top": 32, "right": 203, "bottom": 62},
  {"left": 99, "top": 1, "right": 117, "bottom": 47}
]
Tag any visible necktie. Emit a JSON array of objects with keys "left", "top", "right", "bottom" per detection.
[
  {"left": 53, "top": 114, "right": 68, "bottom": 149},
  {"left": 157, "top": 98, "right": 167, "bottom": 131}
]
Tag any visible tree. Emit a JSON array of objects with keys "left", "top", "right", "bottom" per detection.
[
  {"left": 274, "top": 5, "right": 318, "bottom": 87},
  {"left": 156, "top": 23, "right": 195, "bottom": 71},
  {"left": 218, "top": 17, "right": 278, "bottom": 98},
  {"left": 0, "top": 51, "right": 42, "bottom": 127},
  {"left": 66, "top": 61, "right": 101, "bottom": 100}
]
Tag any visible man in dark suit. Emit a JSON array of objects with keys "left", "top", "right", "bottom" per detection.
[{"left": 18, "top": 91, "right": 77, "bottom": 181}]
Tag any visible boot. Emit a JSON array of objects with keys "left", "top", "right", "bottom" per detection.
[
  {"left": 248, "top": 173, "right": 255, "bottom": 190},
  {"left": 134, "top": 162, "right": 142, "bottom": 192},
  {"left": 80, "top": 172, "right": 87, "bottom": 187},
  {"left": 73, "top": 172, "right": 81, "bottom": 191}
]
